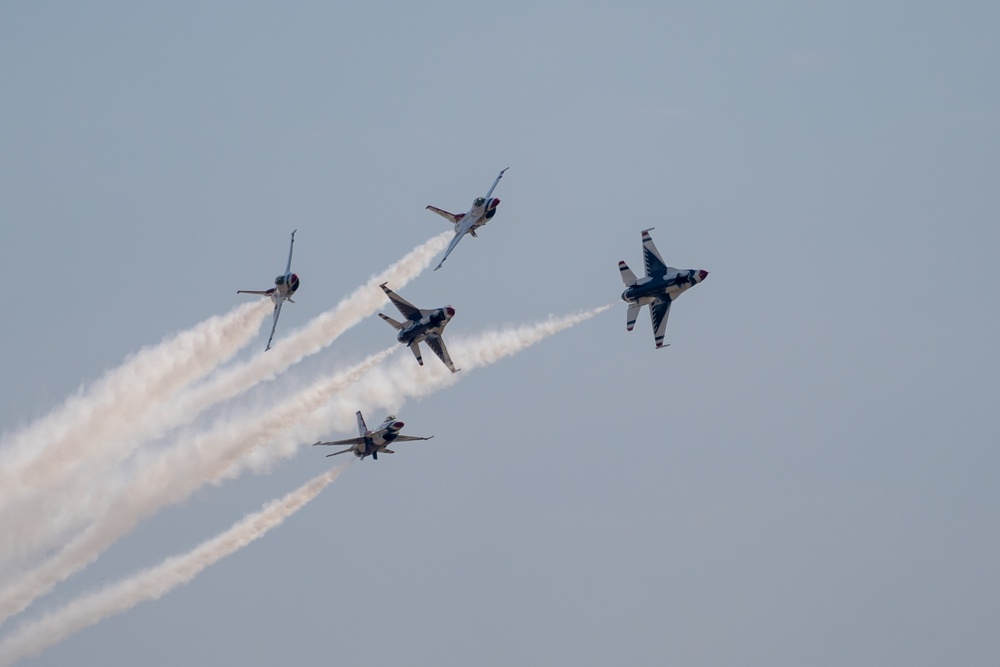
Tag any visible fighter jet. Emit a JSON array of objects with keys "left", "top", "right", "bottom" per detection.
[
  {"left": 618, "top": 228, "right": 708, "bottom": 349},
  {"left": 313, "top": 411, "right": 433, "bottom": 461},
  {"left": 237, "top": 230, "right": 299, "bottom": 351},
  {"left": 378, "top": 282, "right": 458, "bottom": 372},
  {"left": 428, "top": 167, "right": 508, "bottom": 270}
]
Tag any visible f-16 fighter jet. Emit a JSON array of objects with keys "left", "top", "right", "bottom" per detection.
[
  {"left": 313, "top": 411, "right": 433, "bottom": 461},
  {"left": 238, "top": 230, "right": 299, "bottom": 351},
  {"left": 378, "top": 282, "right": 458, "bottom": 372},
  {"left": 618, "top": 228, "right": 708, "bottom": 349},
  {"left": 428, "top": 167, "right": 508, "bottom": 270}
]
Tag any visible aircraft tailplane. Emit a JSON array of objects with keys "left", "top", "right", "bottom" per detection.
[
  {"left": 426, "top": 206, "right": 462, "bottom": 224},
  {"left": 409, "top": 342, "right": 424, "bottom": 366},
  {"left": 326, "top": 447, "right": 355, "bottom": 458},
  {"left": 379, "top": 313, "right": 404, "bottom": 330},
  {"left": 626, "top": 303, "right": 641, "bottom": 332},
  {"left": 618, "top": 261, "right": 638, "bottom": 286}
]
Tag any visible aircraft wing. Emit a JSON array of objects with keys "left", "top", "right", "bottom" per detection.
[
  {"left": 237, "top": 289, "right": 271, "bottom": 296},
  {"left": 425, "top": 334, "right": 458, "bottom": 373},
  {"left": 380, "top": 283, "right": 421, "bottom": 320},
  {"left": 284, "top": 229, "right": 297, "bottom": 274},
  {"left": 649, "top": 298, "right": 672, "bottom": 349},
  {"left": 325, "top": 447, "right": 357, "bottom": 458},
  {"left": 484, "top": 167, "right": 509, "bottom": 200},
  {"left": 392, "top": 435, "right": 434, "bottom": 442},
  {"left": 641, "top": 228, "right": 667, "bottom": 277},
  {"left": 264, "top": 300, "right": 283, "bottom": 351},
  {"left": 434, "top": 229, "right": 467, "bottom": 271},
  {"left": 313, "top": 436, "right": 365, "bottom": 446}
]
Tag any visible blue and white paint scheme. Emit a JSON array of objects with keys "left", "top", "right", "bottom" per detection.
[
  {"left": 618, "top": 228, "right": 708, "bottom": 349},
  {"left": 378, "top": 282, "right": 459, "bottom": 372},
  {"left": 313, "top": 411, "right": 433, "bottom": 461},
  {"left": 237, "top": 229, "right": 300, "bottom": 351},
  {"left": 428, "top": 167, "right": 509, "bottom": 271}
]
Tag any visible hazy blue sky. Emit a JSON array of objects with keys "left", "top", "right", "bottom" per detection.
[{"left": 2, "top": 2, "right": 998, "bottom": 665}]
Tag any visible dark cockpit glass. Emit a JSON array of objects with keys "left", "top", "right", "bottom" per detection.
[
  {"left": 474, "top": 197, "right": 486, "bottom": 207},
  {"left": 274, "top": 275, "right": 286, "bottom": 286}
]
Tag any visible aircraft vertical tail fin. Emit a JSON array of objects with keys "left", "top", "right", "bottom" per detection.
[
  {"left": 379, "top": 313, "right": 404, "bottom": 330},
  {"left": 355, "top": 411, "right": 368, "bottom": 437},
  {"left": 618, "top": 261, "right": 638, "bottom": 286}
]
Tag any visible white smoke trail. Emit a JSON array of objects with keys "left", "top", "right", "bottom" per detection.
[
  {"left": 0, "top": 301, "right": 270, "bottom": 558},
  {"left": 0, "top": 463, "right": 349, "bottom": 667},
  {"left": 0, "top": 301, "right": 269, "bottom": 479},
  {"left": 233, "top": 305, "right": 612, "bottom": 475},
  {"left": 0, "top": 348, "right": 394, "bottom": 626},
  {"left": 174, "top": 231, "right": 451, "bottom": 413},
  {"left": 0, "top": 304, "right": 608, "bottom": 627},
  {"left": 116, "top": 231, "right": 449, "bottom": 464},
  {"left": 0, "top": 233, "right": 448, "bottom": 570}
]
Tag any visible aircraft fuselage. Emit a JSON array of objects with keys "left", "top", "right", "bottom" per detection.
[
  {"left": 269, "top": 272, "right": 300, "bottom": 303},
  {"left": 621, "top": 269, "right": 708, "bottom": 306},
  {"left": 455, "top": 197, "right": 500, "bottom": 236},
  {"left": 351, "top": 419, "right": 406, "bottom": 459},
  {"left": 396, "top": 308, "right": 455, "bottom": 345}
]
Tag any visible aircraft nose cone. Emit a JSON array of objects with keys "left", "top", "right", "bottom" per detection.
[
  {"left": 698, "top": 270, "right": 709, "bottom": 281},
  {"left": 392, "top": 421, "right": 405, "bottom": 430},
  {"left": 445, "top": 306, "right": 456, "bottom": 317}
]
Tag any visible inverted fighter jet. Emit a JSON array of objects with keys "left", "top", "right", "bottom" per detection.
[
  {"left": 238, "top": 230, "right": 299, "bottom": 351},
  {"left": 313, "top": 411, "right": 433, "bottom": 461},
  {"left": 428, "top": 167, "right": 508, "bottom": 270},
  {"left": 618, "top": 228, "right": 708, "bottom": 349},
  {"left": 378, "top": 282, "right": 458, "bottom": 372}
]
